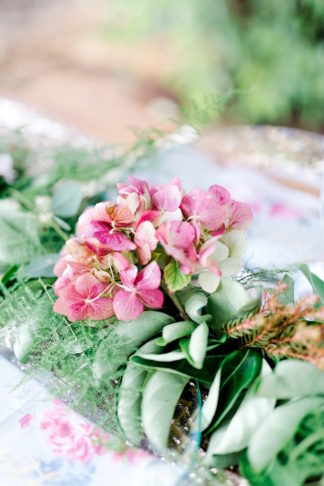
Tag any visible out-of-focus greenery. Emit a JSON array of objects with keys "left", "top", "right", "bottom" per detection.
[{"left": 104, "top": 0, "right": 324, "bottom": 130}]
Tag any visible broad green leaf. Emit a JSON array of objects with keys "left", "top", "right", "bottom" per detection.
[
  {"left": 247, "top": 397, "right": 324, "bottom": 472},
  {"left": 178, "top": 289, "right": 211, "bottom": 324},
  {"left": 25, "top": 253, "right": 60, "bottom": 278},
  {"left": 156, "top": 321, "right": 196, "bottom": 346},
  {"left": 132, "top": 354, "right": 223, "bottom": 386},
  {"left": 206, "top": 361, "right": 275, "bottom": 457},
  {"left": 207, "top": 279, "right": 261, "bottom": 333},
  {"left": 93, "top": 311, "right": 174, "bottom": 384},
  {"left": 136, "top": 350, "right": 186, "bottom": 362},
  {"left": 142, "top": 370, "right": 189, "bottom": 449},
  {"left": 164, "top": 260, "right": 191, "bottom": 292},
  {"left": 188, "top": 321, "right": 209, "bottom": 369},
  {"left": 257, "top": 359, "right": 324, "bottom": 399},
  {"left": 207, "top": 349, "right": 262, "bottom": 433},
  {"left": 52, "top": 179, "right": 82, "bottom": 218},
  {"left": 201, "top": 368, "right": 221, "bottom": 430},
  {"left": 117, "top": 363, "right": 147, "bottom": 445},
  {"left": 299, "top": 263, "right": 324, "bottom": 304}
]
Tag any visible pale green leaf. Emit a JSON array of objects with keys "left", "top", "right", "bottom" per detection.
[
  {"left": 188, "top": 321, "right": 209, "bottom": 369},
  {"left": 142, "top": 371, "right": 189, "bottom": 449},
  {"left": 201, "top": 368, "right": 221, "bottom": 431},
  {"left": 156, "top": 320, "right": 196, "bottom": 346},
  {"left": 25, "top": 253, "right": 60, "bottom": 278},
  {"left": 52, "top": 179, "right": 82, "bottom": 218}
]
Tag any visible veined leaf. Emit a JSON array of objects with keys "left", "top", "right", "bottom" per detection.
[
  {"left": 206, "top": 361, "right": 275, "bottom": 458},
  {"left": 207, "top": 349, "right": 262, "bottom": 433},
  {"left": 164, "top": 260, "right": 191, "bottom": 292},
  {"left": 142, "top": 370, "right": 189, "bottom": 449},
  {"left": 93, "top": 311, "right": 174, "bottom": 384},
  {"left": 247, "top": 397, "right": 324, "bottom": 472}
]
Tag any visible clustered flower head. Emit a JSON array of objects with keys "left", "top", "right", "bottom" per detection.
[{"left": 53, "top": 177, "right": 252, "bottom": 322}]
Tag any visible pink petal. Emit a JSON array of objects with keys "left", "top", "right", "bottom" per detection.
[
  {"left": 66, "top": 302, "right": 89, "bottom": 322},
  {"left": 88, "top": 298, "right": 114, "bottom": 320},
  {"left": 76, "top": 207, "right": 94, "bottom": 236},
  {"left": 111, "top": 252, "right": 130, "bottom": 272},
  {"left": 135, "top": 261, "right": 161, "bottom": 291},
  {"left": 53, "top": 296, "right": 69, "bottom": 316},
  {"left": 208, "top": 185, "right": 230, "bottom": 205},
  {"left": 54, "top": 255, "right": 68, "bottom": 277},
  {"left": 138, "top": 289, "right": 164, "bottom": 309},
  {"left": 75, "top": 273, "right": 106, "bottom": 300},
  {"left": 92, "top": 222, "right": 136, "bottom": 251},
  {"left": 113, "top": 290, "right": 144, "bottom": 321},
  {"left": 120, "top": 265, "right": 138, "bottom": 288},
  {"left": 136, "top": 244, "right": 151, "bottom": 265},
  {"left": 135, "top": 221, "right": 157, "bottom": 251},
  {"left": 92, "top": 202, "right": 111, "bottom": 224},
  {"left": 136, "top": 210, "right": 160, "bottom": 228},
  {"left": 181, "top": 189, "right": 226, "bottom": 231},
  {"left": 111, "top": 204, "right": 135, "bottom": 228},
  {"left": 152, "top": 184, "right": 181, "bottom": 212},
  {"left": 157, "top": 221, "right": 195, "bottom": 249},
  {"left": 19, "top": 413, "right": 32, "bottom": 429},
  {"left": 228, "top": 201, "right": 253, "bottom": 230}
]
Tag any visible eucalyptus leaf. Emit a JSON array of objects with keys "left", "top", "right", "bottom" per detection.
[
  {"left": 247, "top": 397, "right": 324, "bottom": 472},
  {"left": 142, "top": 370, "right": 189, "bottom": 449},
  {"left": 136, "top": 350, "right": 186, "bottom": 362},
  {"left": 52, "top": 179, "right": 82, "bottom": 218},
  {"left": 188, "top": 321, "right": 209, "bottom": 369},
  {"left": 156, "top": 321, "right": 196, "bottom": 347},
  {"left": 25, "top": 253, "right": 60, "bottom": 278},
  {"left": 178, "top": 289, "right": 211, "bottom": 324},
  {"left": 201, "top": 368, "right": 221, "bottom": 431},
  {"left": 117, "top": 362, "right": 147, "bottom": 445},
  {"left": 54, "top": 216, "right": 71, "bottom": 231},
  {"left": 207, "top": 279, "right": 261, "bottom": 333},
  {"left": 93, "top": 312, "right": 174, "bottom": 384},
  {"left": 257, "top": 360, "right": 324, "bottom": 399}
]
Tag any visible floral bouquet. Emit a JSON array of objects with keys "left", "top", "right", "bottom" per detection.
[{"left": 0, "top": 134, "right": 323, "bottom": 486}]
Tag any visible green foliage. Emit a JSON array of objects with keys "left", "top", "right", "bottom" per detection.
[
  {"left": 103, "top": 0, "right": 324, "bottom": 129},
  {"left": 164, "top": 260, "right": 191, "bottom": 292},
  {"left": 52, "top": 180, "right": 82, "bottom": 218}
]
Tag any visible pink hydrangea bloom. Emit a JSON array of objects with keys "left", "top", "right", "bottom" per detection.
[
  {"left": 54, "top": 273, "right": 114, "bottom": 322},
  {"left": 134, "top": 220, "right": 158, "bottom": 265},
  {"left": 117, "top": 176, "right": 151, "bottom": 214},
  {"left": 113, "top": 261, "right": 163, "bottom": 321},
  {"left": 151, "top": 177, "right": 182, "bottom": 212},
  {"left": 91, "top": 202, "right": 136, "bottom": 251}
]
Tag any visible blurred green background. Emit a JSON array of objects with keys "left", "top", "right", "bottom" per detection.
[{"left": 102, "top": 0, "right": 324, "bottom": 131}]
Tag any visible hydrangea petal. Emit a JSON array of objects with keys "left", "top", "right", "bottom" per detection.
[
  {"left": 135, "top": 261, "right": 161, "bottom": 291},
  {"left": 113, "top": 290, "right": 144, "bottom": 321},
  {"left": 198, "top": 272, "right": 221, "bottom": 293}
]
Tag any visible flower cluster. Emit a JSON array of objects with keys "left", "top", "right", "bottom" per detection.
[{"left": 53, "top": 177, "right": 252, "bottom": 322}]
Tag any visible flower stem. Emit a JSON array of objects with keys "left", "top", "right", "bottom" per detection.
[{"left": 161, "top": 280, "right": 189, "bottom": 321}]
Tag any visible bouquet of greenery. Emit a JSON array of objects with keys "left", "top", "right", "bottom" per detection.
[{"left": 0, "top": 133, "right": 323, "bottom": 485}]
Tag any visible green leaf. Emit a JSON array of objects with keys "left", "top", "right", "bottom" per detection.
[
  {"left": 207, "top": 349, "right": 262, "bottom": 433},
  {"left": 256, "top": 360, "right": 324, "bottom": 399},
  {"left": 206, "top": 361, "right": 275, "bottom": 458},
  {"left": 142, "top": 370, "right": 189, "bottom": 449},
  {"left": 207, "top": 279, "right": 261, "bottom": 333},
  {"left": 25, "top": 253, "right": 60, "bottom": 278},
  {"left": 164, "top": 260, "right": 191, "bottom": 292},
  {"left": 179, "top": 289, "right": 211, "bottom": 324},
  {"left": 132, "top": 354, "right": 223, "bottom": 386},
  {"left": 117, "top": 362, "right": 147, "bottom": 445},
  {"left": 188, "top": 321, "right": 209, "bottom": 369},
  {"left": 299, "top": 264, "right": 324, "bottom": 304},
  {"left": 136, "top": 349, "right": 186, "bottom": 362},
  {"left": 247, "top": 397, "right": 324, "bottom": 472},
  {"left": 92, "top": 311, "right": 174, "bottom": 384},
  {"left": 52, "top": 180, "right": 82, "bottom": 218},
  {"left": 155, "top": 320, "right": 196, "bottom": 346},
  {"left": 201, "top": 368, "right": 222, "bottom": 431},
  {"left": 54, "top": 216, "right": 71, "bottom": 231}
]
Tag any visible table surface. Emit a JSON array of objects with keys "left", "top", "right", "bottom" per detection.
[{"left": 0, "top": 98, "right": 323, "bottom": 485}]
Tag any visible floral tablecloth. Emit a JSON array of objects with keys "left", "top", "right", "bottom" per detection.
[{"left": 0, "top": 98, "right": 323, "bottom": 485}]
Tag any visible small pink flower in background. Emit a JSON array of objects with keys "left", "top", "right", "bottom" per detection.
[
  {"left": 269, "top": 203, "right": 301, "bottom": 220},
  {"left": 156, "top": 221, "right": 197, "bottom": 274},
  {"left": 113, "top": 261, "right": 164, "bottom": 321},
  {"left": 40, "top": 400, "right": 110, "bottom": 463},
  {"left": 112, "top": 448, "right": 150, "bottom": 464},
  {"left": 19, "top": 413, "right": 32, "bottom": 429},
  {"left": 54, "top": 273, "right": 114, "bottom": 322}
]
